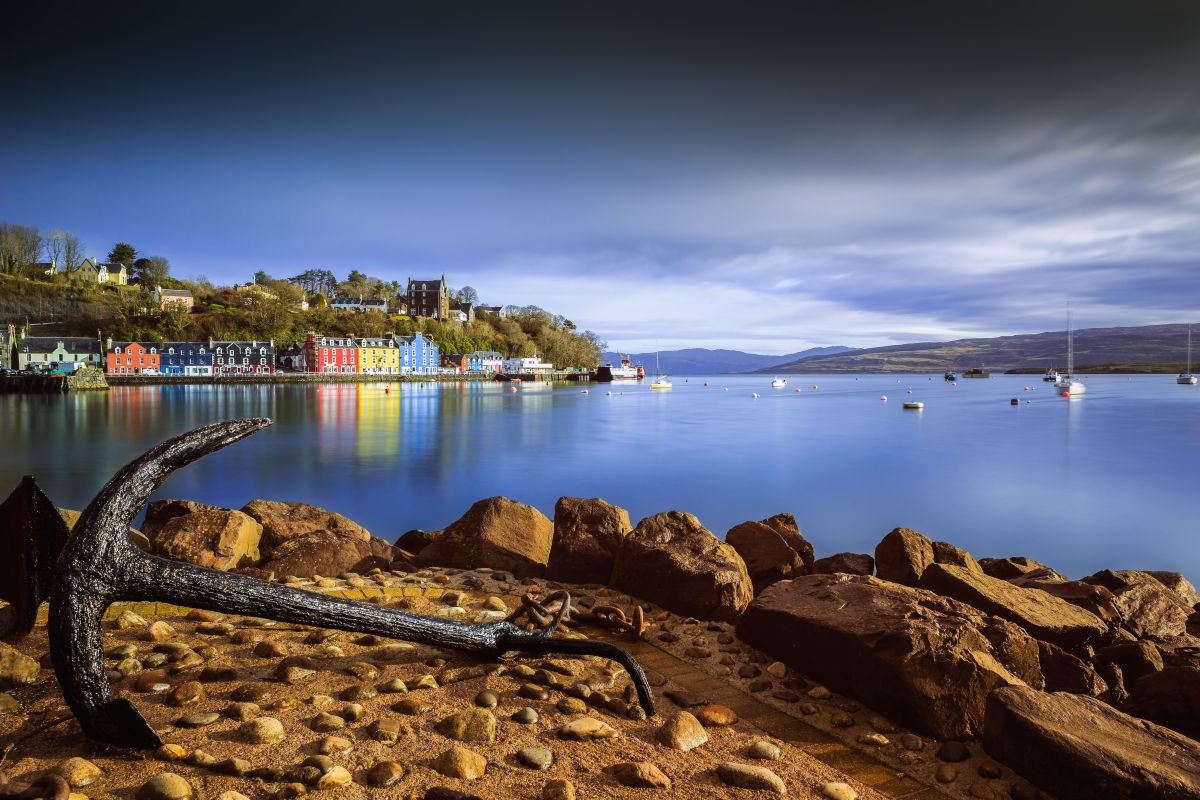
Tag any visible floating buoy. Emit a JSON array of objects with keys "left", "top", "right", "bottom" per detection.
[
  {"left": 1023, "top": 386, "right": 1031, "bottom": 392},
  {"left": 1010, "top": 398, "right": 1019, "bottom": 405},
  {"left": 903, "top": 401, "right": 923, "bottom": 410},
  {"left": 812, "top": 385, "right": 818, "bottom": 389},
  {"left": 880, "top": 395, "right": 888, "bottom": 402},
  {"left": 795, "top": 388, "right": 801, "bottom": 393},
  {"left": 704, "top": 382, "right": 709, "bottom": 386},
  {"left": 606, "top": 391, "right": 612, "bottom": 396},
  {"left": 1061, "top": 391, "right": 1070, "bottom": 397},
  {"left": 906, "top": 389, "right": 913, "bottom": 394},
  {"left": 580, "top": 389, "right": 588, "bottom": 394},
  {"left": 508, "top": 386, "right": 517, "bottom": 393},
  {"left": 752, "top": 392, "right": 759, "bottom": 398}
]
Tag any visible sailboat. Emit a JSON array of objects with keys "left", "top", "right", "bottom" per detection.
[
  {"left": 650, "top": 347, "right": 672, "bottom": 390},
  {"left": 1055, "top": 304, "right": 1086, "bottom": 396},
  {"left": 1178, "top": 325, "right": 1197, "bottom": 385}
]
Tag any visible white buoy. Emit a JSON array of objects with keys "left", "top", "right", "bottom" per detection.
[
  {"left": 606, "top": 391, "right": 612, "bottom": 396},
  {"left": 752, "top": 392, "right": 759, "bottom": 398}
]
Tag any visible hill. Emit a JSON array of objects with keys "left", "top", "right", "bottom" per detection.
[
  {"left": 763, "top": 324, "right": 1198, "bottom": 373},
  {"left": 603, "top": 346, "right": 853, "bottom": 374}
]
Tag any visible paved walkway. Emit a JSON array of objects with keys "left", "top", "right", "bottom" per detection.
[{"left": 595, "top": 631, "right": 954, "bottom": 800}]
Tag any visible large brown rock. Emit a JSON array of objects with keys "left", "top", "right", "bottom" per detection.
[
  {"left": 545, "top": 497, "right": 632, "bottom": 585},
  {"left": 1009, "top": 573, "right": 1122, "bottom": 626},
  {"left": 153, "top": 509, "right": 263, "bottom": 570},
  {"left": 736, "top": 573, "right": 1042, "bottom": 738},
  {"left": 978, "top": 556, "right": 1054, "bottom": 580},
  {"left": 1146, "top": 571, "right": 1200, "bottom": 609},
  {"left": 1129, "top": 667, "right": 1200, "bottom": 740},
  {"left": 394, "top": 529, "right": 438, "bottom": 554},
  {"left": 262, "top": 531, "right": 396, "bottom": 578},
  {"left": 416, "top": 497, "right": 553, "bottom": 577},
  {"left": 142, "top": 499, "right": 221, "bottom": 537},
  {"left": 241, "top": 500, "right": 371, "bottom": 558},
  {"left": 983, "top": 685, "right": 1200, "bottom": 800},
  {"left": 810, "top": 552, "right": 874, "bottom": 576},
  {"left": 1083, "top": 570, "right": 1193, "bottom": 639},
  {"left": 1096, "top": 641, "right": 1164, "bottom": 684},
  {"left": 610, "top": 511, "right": 753, "bottom": 621},
  {"left": 725, "top": 513, "right": 812, "bottom": 594},
  {"left": 874, "top": 527, "right": 934, "bottom": 585},
  {"left": 931, "top": 540, "right": 982, "bottom": 572},
  {"left": 1037, "top": 640, "right": 1107, "bottom": 696},
  {"left": 920, "top": 563, "right": 1107, "bottom": 649}
]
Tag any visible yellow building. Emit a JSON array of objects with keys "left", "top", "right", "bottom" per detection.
[{"left": 355, "top": 336, "right": 400, "bottom": 374}]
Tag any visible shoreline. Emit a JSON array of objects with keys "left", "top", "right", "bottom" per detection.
[{"left": 106, "top": 371, "right": 586, "bottom": 386}]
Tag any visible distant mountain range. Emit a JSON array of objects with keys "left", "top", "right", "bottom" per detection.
[
  {"left": 760, "top": 324, "right": 1199, "bottom": 373},
  {"left": 601, "top": 346, "right": 854, "bottom": 374}
]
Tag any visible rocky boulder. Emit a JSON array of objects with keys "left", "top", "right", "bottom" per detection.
[
  {"left": 920, "top": 563, "right": 1107, "bottom": 648},
  {"left": 416, "top": 497, "right": 553, "bottom": 577},
  {"left": 394, "top": 529, "right": 438, "bottom": 554},
  {"left": 931, "top": 540, "right": 982, "bottom": 572},
  {"left": 978, "top": 556, "right": 1054, "bottom": 580},
  {"left": 1008, "top": 573, "right": 1122, "bottom": 626},
  {"left": 983, "top": 685, "right": 1200, "bottom": 800},
  {"left": 142, "top": 499, "right": 222, "bottom": 537},
  {"left": 1146, "top": 571, "right": 1200, "bottom": 609},
  {"left": 1129, "top": 667, "right": 1200, "bottom": 740},
  {"left": 262, "top": 531, "right": 396, "bottom": 578},
  {"left": 1083, "top": 570, "right": 1193, "bottom": 639},
  {"left": 610, "top": 511, "right": 753, "bottom": 621},
  {"left": 1037, "top": 640, "right": 1107, "bottom": 696},
  {"left": 1096, "top": 641, "right": 1163, "bottom": 683},
  {"left": 736, "top": 573, "right": 1042, "bottom": 738},
  {"left": 725, "top": 513, "right": 813, "bottom": 594},
  {"left": 240, "top": 500, "right": 371, "bottom": 558},
  {"left": 60, "top": 507, "right": 151, "bottom": 552},
  {"left": 153, "top": 509, "right": 263, "bottom": 571},
  {"left": 545, "top": 497, "right": 632, "bottom": 584},
  {"left": 874, "top": 527, "right": 934, "bottom": 585},
  {"left": 810, "top": 552, "right": 874, "bottom": 576}
]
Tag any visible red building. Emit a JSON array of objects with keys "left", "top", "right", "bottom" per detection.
[
  {"left": 441, "top": 354, "right": 468, "bottom": 373},
  {"left": 302, "top": 333, "right": 358, "bottom": 374},
  {"left": 106, "top": 341, "right": 161, "bottom": 375}
]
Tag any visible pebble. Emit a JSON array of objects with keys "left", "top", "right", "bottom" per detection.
[
  {"left": 968, "top": 784, "right": 997, "bottom": 799},
  {"left": 821, "top": 782, "right": 859, "bottom": 800},
  {"left": 977, "top": 762, "right": 1003, "bottom": 779},
  {"left": 224, "top": 701, "right": 260, "bottom": 721},
  {"left": 435, "top": 708, "right": 497, "bottom": 743},
  {"left": 900, "top": 733, "right": 924, "bottom": 751},
  {"left": 317, "top": 765, "right": 354, "bottom": 789},
  {"left": 717, "top": 762, "right": 787, "bottom": 794},
  {"left": 177, "top": 712, "right": 220, "bottom": 728},
  {"left": 432, "top": 746, "right": 488, "bottom": 780},
  {"left": 239, "top": 716, "right": 286, "bottom": 744},
  {"left": 656, "top": 711, "right": 708, "bottom": 751},
  {"left": 609, "top": 761, "right": 672, "bottom": 789},
  {"left": 310, "top": 712, "right": 345, "bottom": 732},
  {"left": 216, "top": 793, "right": 250, "bottom": 800},
  {"left": 556, "top": 697, "right": 587, "bottom": 715},
  {"left": 412, "top": 674, "right": 439, "bottom": 690},
  {"left": 342, "top": 702, "right": 365, "bottom": 721},
  {"left": 474, "top": 689, "right": 499, "bottom": 708},
  {"left": 557, "top": 716, "right": 619, "bottom": 741},
  {"left": 231, "top": 683, "right": 272, "bottom": 702},
  {"left": 737, "top": 664, "right": 762, "bottom": 678},
  {"left": 858, "top": 732, "right": 889, "bottom": 746},
  {"left": 345, "top": 661, "right": 379, "bottom": 680},
  {"left": 482, "top": 596, "right": 507, "bottom": 611},
  {"left": 518, "top": 682, "right": 550, "bottom": 701},
  {"left": 766, "top": 661, "right": 787, "bottom": 678},
  {"left": 807, "top": 685, "right": 831, "bottom": 699},
  {"left": 318, "top": 735, "right": 353, "bottom": 754},
  {"left": 516, "top": 746, "right": 554, "bottom": 770},
  {"left": 694, "top": 704, "right": 738, "bottom": 727},
  {"left": 684, "top": 646, "right": 712, "bottom": 658},
  {"left": 274, "top": 656, "right": 318, "bottom": 683},
  {"left": 830, "top": 712, "right": 855, "bottom": 728},
  {"left": 748, "top": 740, "right": 781, "bottom": 760},
  {"left": 253, "top": 640, "right": 289, "bottom": 658},
  {"left": 542, "top": 778, "right": 576, "bottom": 800},
  {"left": 369, "top": 718, "right": 404, "bottom": 744},
  {"left": 937, "top": 741, "right": 971, "bottom": 762},
  {"left": 379, "top": 678, "right": 408, "bottom": 694},
  {"left": 393, "top": 697, "right": 429, "bottom": 715},
  {"left": 367, "top": 761, "right": 406, "bottom": 787},
  {"left": 53, "top": 757, "right": 103, "bottom": 788},
  {"left": 512, "top": 707, "right": 539, "bottom": 724},
  {"left": 935, "top": 764, "right": 958, "bottom": 783},
  {"left": 136, "top": 772, "right": 194, "bottom": 800},
  {"left": 115, "top": 610, "right": 147, "bottom": 629},
  {"left": 155, "top": 744, "right": 188, "bottom": 761},
  {"left": 134, "top": 670, "right": 171, "bottom": 693},
  {"left": 165, "top": 681, "right": 205, "bottom": 707},
  {"left": 215, "top": 757, "right": 252, "bottom": 777},
  {"left": 1010, "top": 781, "right": 1044, "bottom": 800}
]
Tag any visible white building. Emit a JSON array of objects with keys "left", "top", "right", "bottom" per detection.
[{"left": 502, "top": 354, "right": 555, "bottom": 375}]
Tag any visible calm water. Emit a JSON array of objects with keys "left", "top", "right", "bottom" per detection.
[{"left": 3, "top": 374, "right": 1198, "bottom": 582}]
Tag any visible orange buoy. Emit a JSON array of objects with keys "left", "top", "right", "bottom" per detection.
[{"left": 508, "top": 386, "right": 517, "bottom": 393}]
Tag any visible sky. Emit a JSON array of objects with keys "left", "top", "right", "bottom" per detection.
[{"left": 3, "top": 1, "right": 1200, "bottom": 354}]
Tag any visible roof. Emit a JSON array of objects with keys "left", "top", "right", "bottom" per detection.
[
  {"left": 470, "top": 350, "right": 504, "bottom": 359},
  {"left": 160, "top": 288, "right": 193, "bottom": 297},
  {"left": 20, "top": 337, "right": 101, "bottom": 355},
  {"left": 108, "top": 341, "right": 159, "bottom": 351},
  {"left": 408, "top": 278, "right": 445, "bottom": 290},
  {"left": 209, "top": 340, "right": 273, "bottom": 348}
]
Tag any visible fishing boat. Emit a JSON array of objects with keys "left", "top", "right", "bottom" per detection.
[
  {"left": 943, "top": 371, "right": 957, "bottom": 381},
  {"left": 1043, "top": 368, "right": 1060, "bottom": 383},
  {"left": 903, "top": 400, "right": 924, "bottom": 410},
  {"left": 962, "top": 367, "right": 990, "bottom": 379},
  {"left": 650, "top": 348, "right": 672, "bottom": 390},
  {"left": 1055, "top": 304, "right": 1086, "bottom": 396},
  {"left": 770, "top": 377, "right": 788, "bottom": 388},
  {"left": 1178, "top": 325, "right": 1197, "bottom": 385}
]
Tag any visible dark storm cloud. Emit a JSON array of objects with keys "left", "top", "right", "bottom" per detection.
[{"left": 3, "top": 1, "right": 1199, "bottom": 351}]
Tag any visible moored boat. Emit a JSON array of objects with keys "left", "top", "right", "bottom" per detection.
[
  {"left": 1054, "top": 304, "right": 1086, "bottom": 396},
  {"left": 963, "top": 367, "right": 990, "bottom": 378},
  {"left": 770, "top": 377, "right": 788, "bottom": 388},
  {"left": 595, "top": 354, "right": 642, "bottom": 382},
  {"left": 1043, "top": 368, "right": 1060, "bottom": 383},
  {"left": 943, "top": 371, "right": 957, "bottom": 381},
  {"left": 1178, "top": 326, "right": 1197, "bottom": 385}
]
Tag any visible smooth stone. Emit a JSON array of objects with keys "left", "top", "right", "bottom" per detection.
[
  {"left": 165, "top": 681, "right": 205, "bottom": 707},
  {"left": 821, "top": 782, "right": 859, "bottom": 800},
  {"left": 318, "top": 735, "right": 353, "bottom": 755},
  {"left": 367, "top": 761, "right": 406, "bottom": 787},
  {"left": 518, "top": 682, "right": 550, "bottom": 701},
  {"left": 859, "top": 732, "right": 890, "bottom": 746},
  {"left": 215, "top": 757, "right": 252, "bottom": 777},
  {"left": 542, "top": 778, "right": 576, "bottom": 800},
  {"left": 512, "top": 706, "right": 539, "bottom": 724},
  {"left": 516, "top": 747, "right": 554, "bottom": 770},
  {"left": 557, "top": 716, "right": 619, "bottom": 741},
  {"left": 436, "top": 708, "right": 497, "bottom": 743},
  {"left": 556, "top": 697, "right": 587, "bottom": 715},
  {"left": 310, "top": 712, "right": 345, "bottom": 732},
  {"left": 610, "top": 761, "right": 672, "bottom": 789},
  {"left": 115, "top": 610, "right": 147, "bottom": 629},
  {"left": 145, "top": 621, "right": 176, "bottom": 642},
  {"left": 155, "top": 744, "right": 188, "bottom": 762},
  {"left": 717, "top": 762, "right": 787, "bottom": 794},
  {"left": 474, "top": 690, "right": 499, "bottom": 708},
  {"left": 937, "top": 741, "right": 971, "bottom": 762},
  {"left": 239, "top": 716, "right": 286, "bottom": 744},
  {"left": 749, "top": 740, "right": 782, "bottom": 760},
  {"left": 316, "top": 766, "right": 353, "bottom": 789},
  {"left": 54, "top": 756, "right": 103, "bottom": 787},
  {"left": 900, "top": 733, "right": 924, "bottom": 751},
  {"left": 177, "top": 712, "right": 221, "bottom": 728},
  {"left": 695, "top": 704, "right": 738, "bottom": 726},
  {"left": 136, "top": 772, "right": 194, "bottom": 800},
  {"left": 224, "top": 701, "right": 260, "bottom": 721},
  {"left": 432, "top": 746, "right": 488, "bottom": 780},
  {"left": 656, "top": 711, "right": 708, "bottom": 751},
  {"left": 369, "top": 718, "right": 404, "bottom": 743},
  {"left": 936, "top": 764, "right": 958, "bottom": 783},
  {"left": 393, "top": 697, "right": 429, "bottom": 715},
  {"left": 379, "top": 678, "right": 409, "bottom": 694}
]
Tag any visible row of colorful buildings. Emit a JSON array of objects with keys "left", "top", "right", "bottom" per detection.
[{"left": 2, "top": 326, "right": 557, "bottom": 377}]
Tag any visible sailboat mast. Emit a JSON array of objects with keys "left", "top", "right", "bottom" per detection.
[
  {"left": 1066, "top": 304, "right": 1074, "bottom": 376},
  {"left": 1188, "top": 326, "right": 1193, "bottom": 374}
]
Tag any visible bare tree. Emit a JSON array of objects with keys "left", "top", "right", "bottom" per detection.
[
  {"left": 0, "top": 222, "right": 42, "bottom": 275},
  {"left": 42, "top": 229, "right": 85, "bottom": 275}
]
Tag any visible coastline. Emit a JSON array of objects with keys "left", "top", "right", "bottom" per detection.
[{"left": 106, "top": 371, "right": 586, "bottom": 386}]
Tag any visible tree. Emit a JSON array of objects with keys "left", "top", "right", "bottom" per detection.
[
  {"left": 289, "top": 269, "right": 338, "bottom": 297},
  {"left": 107, "top": 242, "right": 137, "bottom": 266},
  {"left": 41, "top": 229, "right": 86, "bottom": 276},
  {"left": 457, "top": 285, "right": 480, "bottom": 305},
  {"left": 253, "top": 270, "right": 272, "bottom": 285},
  {"left": 0, "top": 222, "right": 43, "bottom": 275},
  {"left": 159, "top": 302, "right": 191, "bottom": 340},
  {"left": 132, "top": 255, "right": 170, "bottom": 288}
]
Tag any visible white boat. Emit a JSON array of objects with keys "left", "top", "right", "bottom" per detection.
[
  {"left": 596, "top": 354, "right": 642, "bottom": 382},
  {"left": 650, "top": 347, "right": 672, "bottom": 390},
  {"left": 1042, "top": 368, "right": 1060, "bottom": 383},
  {"left": 1054, "top": 304, "right": 1086, "bottom": 396},
  {"left": 1179, "top": 326, "right": 1197, "bottom": 385},
  {"left": 770, "top": 377, "right": 788, "bottom": 388}
]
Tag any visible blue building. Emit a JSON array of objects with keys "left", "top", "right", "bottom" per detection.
[
  {"left": 160, "top": 342, "right": 214, "bottom": 376},
  {"left": 398, "top": 332, "right": 440, "bottom": 375},
  {"left": 467, "top": 350, "right": 504, "bottom": 373}
]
